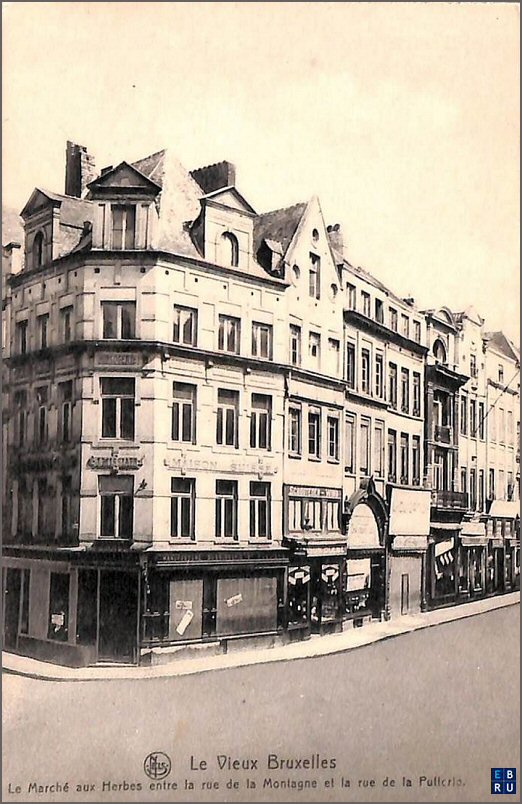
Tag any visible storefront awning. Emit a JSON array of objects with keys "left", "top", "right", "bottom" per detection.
[
  {"left": 488, "top": 500, "right": 520, "bottom": 519},
  {"left": 461, "top": 520, "right": 486, "bottom": 538},
  {"left": 460, "top": 535, "right": 488, "bottom": 547}
]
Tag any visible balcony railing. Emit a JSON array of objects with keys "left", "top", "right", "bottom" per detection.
[
  {"left": 434, "top": 424, "right": 452, "bottom": 444},
  {"left": 431, "top": 490, "right": 468, "bottom": 509}
]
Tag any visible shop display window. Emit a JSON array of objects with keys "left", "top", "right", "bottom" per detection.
[{"left": 216, "top": 575, "right": 277, "bottom": 636}]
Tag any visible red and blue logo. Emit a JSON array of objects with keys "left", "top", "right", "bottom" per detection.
[{"left": 491, "top": 769, "right": 516, "bottom": 795}]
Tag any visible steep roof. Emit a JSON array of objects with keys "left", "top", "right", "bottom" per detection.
[
  {"left": 21, "top": 188, "right": 93, "bottom": 229},
  {"left": 485, "top": 331, "right": 520, "bottom": 362},
  {"left": 253, "top": 202, "right": 307, "bottom": 255}
]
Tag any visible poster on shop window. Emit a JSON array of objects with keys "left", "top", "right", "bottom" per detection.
[{"left": 2, "top": 2, "right": 519, "bottom": 804}]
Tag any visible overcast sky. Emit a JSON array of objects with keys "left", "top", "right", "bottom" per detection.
[{"left": 3, "top": 2, "right": 519, "bottom": 341}]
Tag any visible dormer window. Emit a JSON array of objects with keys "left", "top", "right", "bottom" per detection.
[
  {"left": 221, "top": 232, "right": 239, "bottom": 267},
  {"left": 33, "top": 231, "right": 44, "bottom": 269},
  {"left": 111, "top": 205, "right": 136, "bottom": 249},
  {"left": 433, "top": 338, "right": 447, "bottom": 365}
]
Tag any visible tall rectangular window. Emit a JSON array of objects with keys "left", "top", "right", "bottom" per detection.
[
  {"left": 361, "top": 349, "right": 371, "bottom": 394},
  {"left": 375, "top": 354, "right": 384, "bottom": 398},
  {"left": 48, "top": 573, "right": 70, "bottom": 642},
  {"left": 346, "top": 342, "right": 356, "bottom": 389},
  {"left": 360, "top": 418, "right": 370, "bottom": 476},
  {"left": 461, "top": 467, "right": 467, "bottom": 494},
  {"left": 61, "top": 475, "right": 73, "bottom": 539},
  {"left": 61, "top": 307, "right": 73, "bottom": 343},
  {"left": 401, "top": 314, "right": 410, "bottom": 339},
  {"left": 172, "top": 383, "right": 196, "bottom": 443},
  {"left": 470, "top": 354, "right": 477, "bottom": 378},
  {"left": 37, "top": 314, "right": 49, "bottom": 349},
  {"left": 16, "top": 320, "right": 28, "bottom": 354},
  {"left": 215, "top": 480, "right": 238, "bottom": 540},
  {"left": 388, "top": 430, "right": 397, "bottom": 482},
  {"left": 498, "top": 364, "right": 504, "bottom": 384},
  {"left": 499, "top": 407, "right": 505, "bottom": 443},
  {"left": 460, "top": 395, "right": 467, "bottom": 435},
  {"left": 252, "top": 322, "right": 273, "bottom": 359},
  {"left": 250, "top": 394, "right": 272, "bottom": 450},
  {"left": 309, "top": 253, "right": 321, "bottom": 299},
  {"left": 35, "top": 386, "right": 48, "bottom": 445},
  {"left": 309, "top": 332, "right": 321, "bottom": 367},
  {"left": 412, "top": 435, "right": 421, "bottom": 485},
  {"left": 347, "top": 284, "right": 356, "bottom": 310},
  {"left": 469, "top": 467, "right": 477, "bottom": 510},
  {"left": 101, "top": 377, "right": 135, "bottom": 440},
  {"left": 328, "top": 338, "right": 340, "bottom": 373},
  {"left": 216, "top": 389, "right": 239, "bottom": 447},
  {"left": 173, "top": 305, "right": 198, "bottom": 346},
  {"left": 111, "top": 204, "right": 136, "bottom": 249},
  {"left": 488, "top": 468, "right": 495, "bottom": 500},
  {"left": 401, "top": 368, "right": 410, "bottom": 414},
  {"left": 289, "top": 325, "right": 301, "bottom": 366},
  {"left": 389, "top": 363, "right": 398, "bottom": 410},
  {"left": 400, "top": 433, "right": 409, "bottom": 484},
  {"left": 218, "top": 315, "right": 241, "bottom": 354},
  {"left": 15, "top": 390, "right": 27, "bottom": 445},
  {"left": 170, "top": 478, "right": 195, "bottom": 540},
  {"left": 470, "top": 400, "right": 477, "bottom": 437},
  {"left": 375, "top": 298, "right": 384, "bottom": 324},
  {"left": 99, "top": 475, "right": 134, "bottom": 539},
  {"left": 413, "top": 372, "right": 421, "bottom": 416},
  {"left": 102, "top": 302, "right": 136, "bottom": 339},
  {"left": 288, "top": 407, "right": 302, "bottom": 456},
  {"left": 249, "top": 482, "right": 271, "bottom": 540},
  {"left": 374, "top": 421, "right": 384, "bottom": 478},
  {"left": 59, "top": 381, "right": 73, "bottom": 443},
  {"left": 345, "top": 414, "right": 356, "bottom": 473},
  {"left": 507, "top": 410, "right": 514, "bottom": 444},
  {"left": 308, "top": 409, "right": 321, "bottom": 459},
  {"left": 361, "top": 291, "right": 371, "bottom": 317},
  {"left": 389, "top": 308, "right": 398, "bottom": 331},
  {"left": 327, "top": 416, "right": 339, "bottom": 462},
  {"left": 478, "top": 470, "right": 485, "bottom": 510},
  {"left": 413, "top": 321, "right": 421, "bottom": 343},
  {"left": 490, "top": 407, "right": 496, "bottom": 441}
]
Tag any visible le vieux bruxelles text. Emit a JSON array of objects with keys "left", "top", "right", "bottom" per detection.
[{"left": 8, "top": 752, "right": 465, "bottom": 796}]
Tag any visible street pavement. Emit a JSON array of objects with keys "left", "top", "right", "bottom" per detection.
[{"left": 3, "top": 605, "right": 520, "bottom": 803}]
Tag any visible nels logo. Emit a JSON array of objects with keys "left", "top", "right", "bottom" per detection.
[{"left": 144, "top": 752, "right": 172, "bottom": 781}]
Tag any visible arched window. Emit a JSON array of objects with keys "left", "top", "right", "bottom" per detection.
[
  {"left": 433, "top": 338, "right": 447, "bottom": 365},
  {"left": 221, "top": 232, "right": 239, "bottom": 268},
  {"left": 33, "top": 231, "right": 44, "bottom": 269}
]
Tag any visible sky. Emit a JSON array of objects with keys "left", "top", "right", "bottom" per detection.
[{"left": 2, "top": 2, "right": 520, "bottom": 341}]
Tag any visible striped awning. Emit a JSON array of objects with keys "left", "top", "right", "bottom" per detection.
[{"left": 488, "top": 500, "right": 520, "bottom": 519}]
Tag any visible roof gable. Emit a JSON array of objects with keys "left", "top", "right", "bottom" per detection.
[
  {"left": 87, "top": 161, "right": 161, "bottom": 194},
  {"left": 486, "top": 331, "right": 520, "bottom": 362},
  {"left": 253, "top": 202, "right": 307, "bottom": 256},
  {"left": 20, "top": 188, "right": 61, "bottom": 220},
  {"left": 202, "top": 187, "right": 256, "bottom": 215}
]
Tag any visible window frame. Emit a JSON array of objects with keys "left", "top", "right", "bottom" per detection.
[
  {"left": 172, "top": 382, "right": 197, "bottom": 444},
  {"left": 173, "top": 305, "right": 198, "bottom": 346},
  {"left": 215, "top": 480, "right": 238, "bottom": 540},
  {"left": 99, "top": 475, "right": 134, "bottom": 540},
  {"left": 250, "top": 394, "right": 272, "bottom": 450},
  {"left": 252, "top": 321, "right": 273, "bottom": 360},
  {"left": 170, "top": 477, "right": 196, "bottom": 541},
  {"left": 218, "top": 314, "right": 241, "bottom": 355},
  {"left": 327, "top": 415, "right": 340, "bottom": 463},
  {"left": 308, "top": 408, "right": 321, "bottom": 460},
  {"left": 249, "top": 481, "right": 271, "bottom": 541},
  {"left": 100, "top": 377, "right": 136, "bottom": 441},
  {"left": 216, "top": 388, "right": 239, "bottom": 448},
  {"left": 289, "top": 324, "right": 302, "bottom": 366},
  {"left": 111, "top": 204, "right": 136, "bottom": 250},
  {"left": 288, "top": 406, "right": 302, "bottom": 457}
]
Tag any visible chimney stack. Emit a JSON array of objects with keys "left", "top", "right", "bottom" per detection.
[
  {"left": 2, "top": 242, "right": 22, "bottom": 275},
  {"left": 190, "top": 161, "right": 236, "bottom": 194},
  {"left": 326, "top": 223, "right": 343, "bottom": 254},
  {"left": 65, "top": 141, "right": 97, "bottom": 198}
]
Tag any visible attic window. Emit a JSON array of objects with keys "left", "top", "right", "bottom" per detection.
[
  {"left": 111, "top": 205, "right": 136, "bottom": 250},
  {"left": 221, "top": 232, "right": 239, "bottom": 268},
  {"left": 33, "top": 231, "right": 44, "bottom": 269}
]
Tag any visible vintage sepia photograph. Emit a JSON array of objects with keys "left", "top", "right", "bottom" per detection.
[{"left": 2, "top": 2, "right": 520, "bottom": 802}]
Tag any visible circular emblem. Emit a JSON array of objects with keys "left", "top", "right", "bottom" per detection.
[{"left": 144, "top": 752, "right": 172, "bottom": 780}]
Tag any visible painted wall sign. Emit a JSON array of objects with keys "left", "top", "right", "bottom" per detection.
[
  {"left": 286, "top": 486, "right": 342, "bottom": 499},
  {"left": 389, "top": 488, "right": 431, "bottom": 536},
  {"left": 87, "top": 453, "right": 144, "bottom": 471},
  {"left": 164, "top": 454, "right": 277, "bottom": 478},
  {"left": 95, "top": 351, "right": 142, "bottom": 367},
  {"left": 175, "top": 609, "right": 194, "bottom": 636},
  {"left": 347, "top": 503, "right": 381, "bottom": 549}
]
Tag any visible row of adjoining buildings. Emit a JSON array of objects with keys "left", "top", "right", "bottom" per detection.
[{"left": 1, "top": 141, "right": 519, "bottom": 666}]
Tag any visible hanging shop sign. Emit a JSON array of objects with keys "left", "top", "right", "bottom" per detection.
[
  {"left": 288, "top": 567, "right": 311, "bottom": 585},
  {"left": 346, "top": 503, "right": 381, "bottom": 550},
  {"left": 321, "top": 565, "right": 339, "bottom": 583},
  {"left": 389, "top": 488, "right": 431, "bottom": 536},
  {"left": 87, "top": 452, "right": 144, "bottom": 472}
]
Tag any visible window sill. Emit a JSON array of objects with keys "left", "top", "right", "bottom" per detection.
[
  {"left": 327, "top": 458, "right": 340, "bottom": 465},
  {"left": 288, "top": 453, "right": 302, "bottom": 460},
  {"left": 308, "top": 456, "right": 322, "bottom": 463}
]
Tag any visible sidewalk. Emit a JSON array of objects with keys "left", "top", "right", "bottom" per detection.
[{"left": 3, "top": 591, "right": 519, "bottom": 683}]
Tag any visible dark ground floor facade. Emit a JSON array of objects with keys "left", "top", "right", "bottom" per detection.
[{"left": 3, "top": 518, "right": 519, "bottom": 667}]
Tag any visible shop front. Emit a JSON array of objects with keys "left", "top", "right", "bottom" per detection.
[
  {"left": 426, "top": 529, "right": 459, "bottom": 608},
  {"left": 140, "top": 549, "right": 288, "bottom": 662},
  {"left": 387, "top": 487, "right": 431, "bottom": 617},
  {"left": 343, "top": 479, "right": 388, "bottom": 626},
  {"left": 488, "top": 501, "right": 520, "bottom": 593},
  {"left": 458, "top": 519, "right": 487, "bottom": 602},
  {"left": 283, "top": 485, "right": 345, "bottom": 639}
]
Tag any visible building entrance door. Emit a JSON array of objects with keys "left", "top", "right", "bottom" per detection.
[
  {"left": 368, "top": 555, "right": 385, "bottom": 619},
  {"left": 98, "top": 571, "right": 139, "bottom": 663},
  {"left": 4, "top": 568, "right": 21, "bottom": 650}
]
